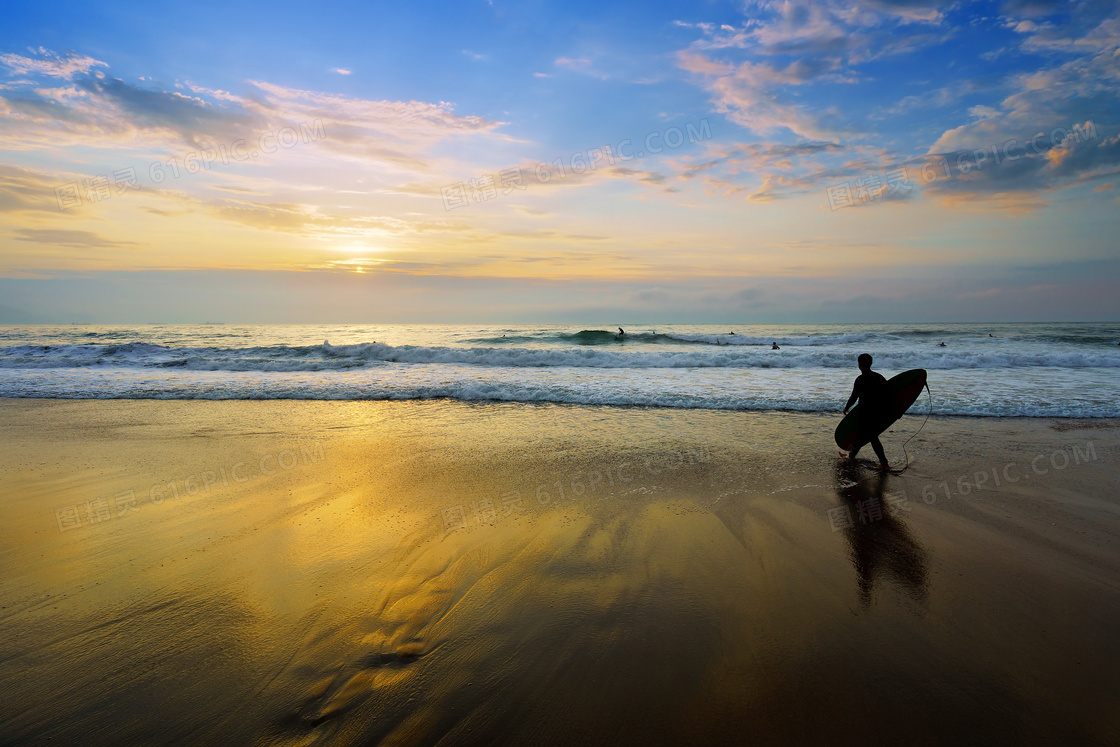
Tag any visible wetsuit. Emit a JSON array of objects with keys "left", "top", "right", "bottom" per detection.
[{"left": 845, "top": 370, "right": 889, "bottom": 465}]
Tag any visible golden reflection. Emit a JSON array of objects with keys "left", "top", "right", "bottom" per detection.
[{"left": 832, "top": 460, "right": 929, "bottom": 609}]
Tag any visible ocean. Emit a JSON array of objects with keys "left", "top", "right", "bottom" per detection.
[{"left": 1, "top": 322, "right": 1117, "bottom": 417}]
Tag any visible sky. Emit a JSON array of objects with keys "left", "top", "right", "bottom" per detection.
[{"left": 0, "top": 0, "right": 1117, "bottom": 323}]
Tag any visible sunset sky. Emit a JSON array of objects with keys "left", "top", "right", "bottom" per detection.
[{"left": 1, "top": 0, "right": 1117, "bottom": 323}]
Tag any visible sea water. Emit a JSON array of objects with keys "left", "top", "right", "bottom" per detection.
[{"left": 0, "top": 323, "right": 1117, "bottom": 417}]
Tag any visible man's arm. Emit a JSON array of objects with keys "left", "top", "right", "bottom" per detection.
[{"left": 844, "top": 380, "right": 859, "bottom": 414}]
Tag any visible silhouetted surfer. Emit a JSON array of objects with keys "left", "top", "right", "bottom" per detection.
[
  {"left": 842, "top": 353, "right": 890, "bottom": 471},
  {"left": 937, "top": 342, "right": 946, "bottom": 347},
  {"left": 616, "top": 327, "right": 625, "bottom": 340},
  {"left": 771, "top": 341, "right": 780, "bottom": 350}
]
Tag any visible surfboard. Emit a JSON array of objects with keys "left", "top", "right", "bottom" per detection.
[{"left": 835, "top": 369, "right": 927, "bottom": 452}]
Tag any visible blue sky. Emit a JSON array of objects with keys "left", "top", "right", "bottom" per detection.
[{"left": 0, "top": 0, "right": 1117, "bottom": 322}]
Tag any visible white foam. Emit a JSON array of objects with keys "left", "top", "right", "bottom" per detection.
[
  {"left": 2, "top": 341, "right": 1118, "bottom": 372},
  {"left": 2, "top": 323, "right": 1117, "bottom": 416}
]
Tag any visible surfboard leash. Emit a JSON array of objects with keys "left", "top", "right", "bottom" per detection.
[{"left": 895, "top": 381, "right": 932, "bottom": 474}]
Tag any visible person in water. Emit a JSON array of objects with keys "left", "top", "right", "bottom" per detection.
[
  {"left": 842, "top": 353, "right": 890, "bottom": 471},
  {"left": 772, "top": 341, "right": 780, "bottom": 350},
  {"left": 617, "top": 327, "right": 625, "bottom": 338}
]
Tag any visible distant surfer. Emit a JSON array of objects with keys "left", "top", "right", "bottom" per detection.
[
  {"left": 616, "top": 327, "right": 625, "bottom": 340},
  {"left": 771, "top": 341, "right": 780, "bottom": 350},
  {"left": 842, "top": 353, "right": 890, "bottom": 472},
  {"left": 937, "top": 342, "right": 946, "bottom": 347}
]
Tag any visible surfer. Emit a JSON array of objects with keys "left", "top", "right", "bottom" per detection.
[
  {"left": 617, "top": 327, "right": 625, "bottom": 339},
  {"left": 842, "top": 353, "right": 890, "bottom": 471},
  {"left": 771, "top": 341, "right": 780, "bottom": 350},
  {"left": 937, "top": 342, "right": 946, "bottom": 347}
]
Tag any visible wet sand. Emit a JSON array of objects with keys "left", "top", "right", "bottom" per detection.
[{"left": 1, "top": 399, "right": 1118, "bottom": 745}]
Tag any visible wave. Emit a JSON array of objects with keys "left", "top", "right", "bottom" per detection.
[
  {"left": 1, "top": 374, "right": 1115, "bottom": 417},
  {"left": 467, "top": 329, "right": 885, "bottom": 347},
  {"left": 1, "top": 340, "right": 1119, "bottom": 371}
]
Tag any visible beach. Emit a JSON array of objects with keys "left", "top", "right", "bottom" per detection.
[
  {"left": 5, "top": 0, "right": 1120, "bottom": 740},
  {"left": 1, "top": 398, "right": 1118, "bottom": 744}
]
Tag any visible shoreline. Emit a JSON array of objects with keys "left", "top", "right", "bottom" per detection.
[
  {"left": 4, "top": 395, "right": 1120, "bottom": 420},
  {"left": 1, "top": 399, "right": 1118, "bottom": 744}
]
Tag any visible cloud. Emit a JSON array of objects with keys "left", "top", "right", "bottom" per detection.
[
  {"left": 921, "top": 6, "right": 1120, "bottom": 201},
  {"left": 512, "top": 205, "right": 554, "bottom": 216},
  {"left": 330, "top": 67, "right": 352, "bottom": 75},
  {"left": 13, "top": 228, "right": 139, "bottom": 248},
  {"left": 665, "top": 138, "right": 914, "bottom": 204},
  {"left": 0, "top": 164, "right": 75, "bottom": 213},
  {"left": 677, "top": 51, "right": 839, "bottom": 139},
  {"left": 246, "top": 81, "right": 506, "bottom": 142},
  {"left": 201, "top": 194, "right": 472, "bottom": 238},
  {"left": 854, "top": 0, "right": 947, "bottom": 22},
  {"left": 884, "top": 82, "right": 978, "bottom": 115},
  {"left": 1000, "top": 0, "right": 1066, "bottom": 17},
  {"left": 675, "top": 0, "right": 958, "bottom": 140},
  {"left": 0, "top": 48, "right": 107, "bottom": 79},
  {"left": 0, "top": 53, "right": 511, "bottom": 179},
  {"left": 683, "top": 0, "right": 1110, "bottom": 207},
  {"left": 76, "top": 76, "right": 260, "bottom": 146},
  {"left": 554, "top": 56, "right": 608, "bottom": 79},
  {"left": 924, "top": 129, "right": 1120, "bottom": 199}
]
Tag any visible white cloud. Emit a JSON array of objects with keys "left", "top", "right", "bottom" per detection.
[
  {"left": 554, "top": 56, "right": 609, "bottom": 79},
  {"left": 677, "top": 51, "right": 839, "bottom": 139},
  {"left": 0, "top": 48, "right": 107, "bottom": 79},
  {"left": 0, "top": 55, "right": 513, "bottom": 180}
]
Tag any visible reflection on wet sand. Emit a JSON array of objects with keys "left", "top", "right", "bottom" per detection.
[
  {"left": 833, "top": 461, "right": 929, "bottom": 609},
  {"left": 264, "top": 500, "right": 749, "bottom": 745},
  {"left": 4, "top": 401, "right": 1119, "bottom": 745}
]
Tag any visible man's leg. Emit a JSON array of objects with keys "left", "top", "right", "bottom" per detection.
[
  {"left": 870, "top": 435, "right": 888, "bottom": 468},
  {"left": 846, "top": 433, "right": 867, "bottom": 459}
]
